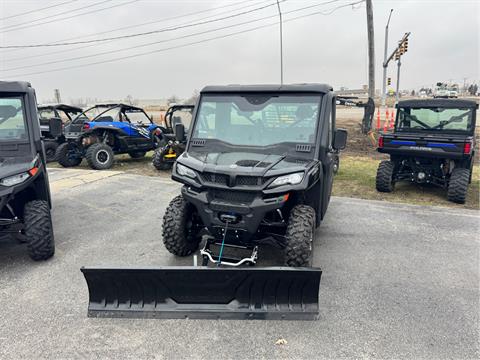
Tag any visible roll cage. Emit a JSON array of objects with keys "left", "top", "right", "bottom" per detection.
[
  {"left": 164, "top": 104, "right": 194, "bottom": 131},
  {"left": 75, "top": 103, "right": 153, "bottom": 125},
  {"left": 38, "top": 104, "right": 82, "bottom": 122}
]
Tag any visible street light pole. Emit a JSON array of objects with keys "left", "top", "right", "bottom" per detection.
[
  {"left": 276, "top": 0, "right": 284, "bottom": 85},
  {"left": 381, "top": 9, "right": 393, "bottom": 107}
]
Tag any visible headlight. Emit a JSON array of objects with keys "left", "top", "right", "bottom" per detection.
[
  {"left": 176, "top": 163, "right": 196, "bottom": 178},
  {"left": 0, "top": 172, "right": 30, "bottom": 187},
  {"left": 269, "top": 172, "right": 303, "bottom": 188}
]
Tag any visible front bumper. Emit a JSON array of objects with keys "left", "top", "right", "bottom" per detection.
[{"left": 181, "top": 185, "right": 288, "bottom": 242}]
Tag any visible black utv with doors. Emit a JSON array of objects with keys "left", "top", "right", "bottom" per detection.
[
  {"left": 0, "top": 81, "right": 55, "bottom": 260},
  {"left": 376, "top": 99, "right": 477, "bottom": 204},
  {"left": 162, "top": 84, "right": 347, "bottom": 267},
  {"left": 38, "top": 104, "right": 82, "bottom": 162}
]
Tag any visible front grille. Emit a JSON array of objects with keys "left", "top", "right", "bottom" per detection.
[
  {"left": 211, "top": 190, "right": 256, "bottom": 204},
  {"left": 202, "top": 173, "right": 264, "bottom": 187},
  {"left": 201, "top": 172, "right": 229, "bottom": 185},
  {"left": 236, "top": 176, "right": 261, "bottom": 186}
]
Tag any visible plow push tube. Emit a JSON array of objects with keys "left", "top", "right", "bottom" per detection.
[{"left": 81, "top": 266, "right": 322, "bottom": 320}]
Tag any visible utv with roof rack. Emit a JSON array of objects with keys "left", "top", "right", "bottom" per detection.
[
  {"left": 152, "top": 104, "right": 194, "bottom": 170},
  {"left": 38, "top": 104, "right": 82, "bottom": 162},
  {"left": 376, "top": 99, "right": 477, "bottom": 204},
  {"left": 80, "top": 84, "right": 347, "bottom": 321},
  {"left": 55, "top": 103, "right": 162, "bottom": 170},
  {"left": 0, "top": 81, "right": 55, "bottom": 260}
]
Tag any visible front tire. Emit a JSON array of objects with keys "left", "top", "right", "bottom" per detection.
[
  {"left": 447, "top": 168, "right": 470, "bottom": 204},
  {"left": 56, "top": 142, "right": 82, "bottom": 167},
  {"left": 284, "top": 205, "right": 316, "bottom": 267},
  {"left": 152, "top": 148, "right": 173, "bottom": 170},
  {"left": 44, "top": 141, "right": 58, "bottom": 163},
  {"left": 162, "top": 195, "right": 201, "bottom": 256},
  {"left": 23, "top": 200, "right": 55, "bottom": 261},
  {"left": 86, "top": 143, "right": 114, "bottom": 170},
  {"left": 376, "top": 160, "right": 395, "bottom": 192}
]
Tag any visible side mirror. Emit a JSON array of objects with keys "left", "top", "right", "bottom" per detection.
[
  {"left": 333, "top": 128, "right": 347, "bottom": 150},
  {"left": 49, "top": 117, "right": 63, "bottom": 138},
  {"left": 175, "top": 123, "right": 186, "bottom": 142}
]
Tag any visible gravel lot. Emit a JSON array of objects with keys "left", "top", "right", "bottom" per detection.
[{"left": 0, "top": 168, "right": 478, "bottom": 359}]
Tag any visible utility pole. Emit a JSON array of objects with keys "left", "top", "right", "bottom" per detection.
[
  {"left": 381, "top": 9, "right": 393, "bottom": 107},
  {"left": 363, "top": 0, "right": 375, "bottom": 134},
  {"left": 54, "top": 89, "right": 61, "bottom": 103},
  {"left": 395, "top": 58, "right": 401, "bottom": 103},
  {"left": 276, "top": 0, "right": 284, "bottom": 85},
  {"left": 366, "top": 0, "right": 375, "bottom": 101}
]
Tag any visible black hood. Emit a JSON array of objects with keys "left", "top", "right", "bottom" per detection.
[{"left": 181, "top": 151, "right": 313, "bottom": 177}]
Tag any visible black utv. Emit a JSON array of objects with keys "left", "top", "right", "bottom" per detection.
[
  {"left": 376, "top": 99, "right": 477, "bottom": 204},
  {"left": 162, "top": 84, "right": 347, "bottom": 267},
  {"left": 152, "top": 104, "right": 194, "bottom": 170},
  {"left": 38, "top": 104, "right": 82, "bottom": 162},
  {"left": 0, "top": 81, "right": 55, "bottom": 260}
]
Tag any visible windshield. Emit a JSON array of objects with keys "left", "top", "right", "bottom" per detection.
[
  {"left": 192, "top": 94, "right": 321, "bottom": 147},
  {"left": 125, "top": 109, "right": 151, "bottom": 125},
  {"left": 0, "top": 97, "right": 27, "bottom": 140},
  {"left": 397, "top": 107, "right": 474, "bottom": 132},
  {"left": 78, "top": 106, "right": 114, "bottom": 121},
  {"left": 38, "top": 108, "right": 56, "bottom": 120}
]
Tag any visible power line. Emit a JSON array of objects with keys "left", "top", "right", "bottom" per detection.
[
  {"left": 0, "top": 0, "right": 262, "bottom": 58},
  {"left": 5, "top": 0, "right": 364, "bottom": 78},
  {"left": 2, "top": 0, "right": 260, "bottom": 51},
  {"left": 0, "top": 0, "right": 114, "bottom": 31},
  {"left": 0, "top": 1, "right": 283, "bottom": 48},
  {"left": 1, "top": 0, "right": 342, "bottom": 72},
  {"left": 0, "top": 0, "right": 79, "bottom": 21},
  {"left": 0, "top": 0, "right": 139, "bottom": 34}
]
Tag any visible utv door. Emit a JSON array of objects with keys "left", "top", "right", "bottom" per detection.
[
  {"left": 320, "top": 98, "right": 336, "bottom": 218},
  {"left": 124, "top": 110, "right": 154, "bottom": 149}
]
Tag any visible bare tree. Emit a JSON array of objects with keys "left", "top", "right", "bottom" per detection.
[
  {"left": 167, "top": 95, "right": 180, "bottom": 105},
  {"left": 124, "top": 94, "right": 138, "bottom": 105},
  {"left": 185, "top": 89, "right": 199, "bottom": 105}
]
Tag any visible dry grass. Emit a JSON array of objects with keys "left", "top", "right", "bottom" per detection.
[
  {"left": 333, "top": 155, "right": 479, "bottom": 210},
  {"left": 50, "top": 152, "right": 479, "bottom": 210}
]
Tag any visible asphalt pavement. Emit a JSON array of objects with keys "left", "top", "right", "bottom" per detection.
[{"left": 0, "top": 168, "right": 478, "bottom": 359}]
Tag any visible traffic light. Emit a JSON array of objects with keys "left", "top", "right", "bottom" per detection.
[
  {"left": 403, "top": 38, "right": 409, "bottom": 52},
  {"left": 394, "top": 49, "right": 400, "bottom": 60},
  {"left": 387, "top": 77, "right": 391, "bottom": 85}
]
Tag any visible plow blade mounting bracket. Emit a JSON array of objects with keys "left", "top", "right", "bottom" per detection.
[{"left": 81, "top": 266, "right": 321, "bottom": 320}]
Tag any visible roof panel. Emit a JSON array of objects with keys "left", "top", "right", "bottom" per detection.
[
  {"left": 201, "top": 83, "right": 333, "bottom": 94},
  {"left": 398, "top": 99, "right": 478, "bottom": 108}
]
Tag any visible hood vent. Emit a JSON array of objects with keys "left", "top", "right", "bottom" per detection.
[
  {"left": 191, "top": 139, "right": 206, "bottom": 147},
  {"left": 296, "top": 144, "right": 312, "bottom": 153}
]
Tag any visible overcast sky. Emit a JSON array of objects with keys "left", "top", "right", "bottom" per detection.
[{"left": 0, "top": 0, "right": 478, "bottom": 102}]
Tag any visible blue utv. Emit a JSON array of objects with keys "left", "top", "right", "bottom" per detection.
[{"left": 55, "top": 103, "right": 162, "bottom": 170}]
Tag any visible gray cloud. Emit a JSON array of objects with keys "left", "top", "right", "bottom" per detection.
[{"left": 0, "top": 0, "right": 478, "bottom": 101}]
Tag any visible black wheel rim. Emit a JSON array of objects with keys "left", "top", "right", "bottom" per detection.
[{"left": 96, "top": 150, "right": 109, "bottom": 164}]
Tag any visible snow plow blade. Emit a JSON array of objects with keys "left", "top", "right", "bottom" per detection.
[{"left": 81, "top": 266, "right": 322, "bottom": 320}]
